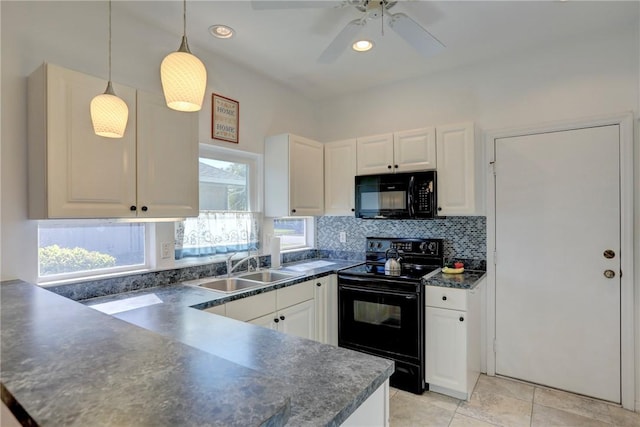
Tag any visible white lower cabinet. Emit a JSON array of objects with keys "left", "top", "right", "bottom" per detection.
[
  {"left": 425, "top": 280, "right": 483, "bottom": 400},
  {"left": 341, "top": 379, "right": 390, "bottom": 427},
  {"left": 216, "top": 279, "right": 318, "bottom": 341},
  {"left": 314, "top": 275, "right": 338, "bottom": 345}
]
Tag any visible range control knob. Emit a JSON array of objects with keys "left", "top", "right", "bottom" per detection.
[
  {"left": 377, "top": 242, "right": 382, "bottom": 249},
  {"left": 428, "top": 242, "right": 437, "bottom": 253},
  {"left": 419, "top": 242, "right": 428, "bottom": 252}
]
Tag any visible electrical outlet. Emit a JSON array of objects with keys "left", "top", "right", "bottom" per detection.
[
  {"left": 339, "top": 231, "right": 346, "bottom": 243},
  {"left": 161, "top": 242, "right": 172, "bottom": 259}
]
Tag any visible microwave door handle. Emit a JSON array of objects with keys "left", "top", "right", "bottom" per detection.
[{"left": 408, "top": 176, "right": 415, "bottom": 217}]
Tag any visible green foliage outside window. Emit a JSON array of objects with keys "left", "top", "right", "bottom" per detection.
[{"left": 39, "top": 245, "right": 116, "bottom": 275}]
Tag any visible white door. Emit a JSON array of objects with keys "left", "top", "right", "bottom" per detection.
[
  {"left": 494, "top": 125, "right": 620, "bottom": 403},
  {"left": 324, "top": 139, "right": 357, "bottom": 216},
  {"left": 356, "top": 133, "right": 394, "bottom": 175},
  {"left": 289, "top": 135, "right": 324, "bottom": 216},
  {"left": 425, "top": 306, "right": 467, "bottom": 393}
]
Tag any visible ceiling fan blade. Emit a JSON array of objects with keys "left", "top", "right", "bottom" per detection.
[
  {"left": 388, "top": 12, "right": 444, "bottom": 58},
  {"left": 251, "top": 1, "right": 343, "bottom": 10},
  {"left": 318, "top": 19, "right": 364, "bottom": 64}
]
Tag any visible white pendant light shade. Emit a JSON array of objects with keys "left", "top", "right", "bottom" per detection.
[
  {"left": 91, "top": 82, "right": 129, "bottom": 138},
  {"left": 160, "top": 40, "right": 207, "bottom": 112},
  {"left": 161, "top": 0, "right": 207, "bottom": 112},
  {"left": 91, "top": 0, "right": 129, "bottom": 138}
]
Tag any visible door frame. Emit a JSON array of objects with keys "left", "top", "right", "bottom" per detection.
[{"left": 484, "top": 112, "right": 635, "bottom": 410}]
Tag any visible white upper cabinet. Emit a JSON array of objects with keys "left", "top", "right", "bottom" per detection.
[
  {"left": 324, "top": 139, "right": 357, "bottom": 216},
  {"left": 265, "top": 133, "right": 324, "bottom": 217},
  {"left": 356, "top": 128, "right": 436, "bottom": 175},
  {"left": 356, "top": 133, "right": 394, "bottom": 175},
  {"left": 28, "top": 63, "right": 137, "bottom": 218},
  {"left": 136, "top": 90, "right": 199, "bottom": 218},
  {"left": 436, "top": 123, "right": 479, "bottom": 216},
  {"left": 394, "top": 127, "right": 437, "bottom": 172},
  {"left": 27, "top": 63, "right": 199, "bottom": 219}
]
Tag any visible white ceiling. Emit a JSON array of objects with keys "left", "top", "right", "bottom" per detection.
[{"left": 119, "top": 1, "right": 638, "bottom": 101}]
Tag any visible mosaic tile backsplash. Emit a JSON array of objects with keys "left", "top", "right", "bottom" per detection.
[{"left": 316, "top": 216, "right": 486, "bottom": 262}]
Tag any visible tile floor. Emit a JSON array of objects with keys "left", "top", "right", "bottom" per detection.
[{"left": 389, "top": 374, "right": 640, "bottom": 427}]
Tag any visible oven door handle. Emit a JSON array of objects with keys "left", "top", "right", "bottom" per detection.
[{"left": 339, "top": 284, "right": 417, "bottom": 299}]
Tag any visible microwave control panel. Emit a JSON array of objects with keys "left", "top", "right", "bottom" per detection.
[{"left": 416, "top": 181, "right": 434, "bottom": 212}]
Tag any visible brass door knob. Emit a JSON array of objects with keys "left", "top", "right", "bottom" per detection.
[{"left": 604, "top": 270, "right": 615, "bottom": 279}]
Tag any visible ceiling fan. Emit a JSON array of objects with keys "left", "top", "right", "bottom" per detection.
[{"left": 251, "top": 0, "right": 445, "bottom": 63}]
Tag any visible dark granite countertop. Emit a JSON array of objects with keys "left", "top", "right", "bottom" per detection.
[
  {"left": 1, "top": 259, "right": 393, "bottom": 427},
  {"left": 423, "top": 269, "right": 487, "bottom": 289}
]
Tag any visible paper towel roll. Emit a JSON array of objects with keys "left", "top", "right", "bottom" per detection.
[{"left": 270, "top": 236, "right": 281, "bottom": 268}]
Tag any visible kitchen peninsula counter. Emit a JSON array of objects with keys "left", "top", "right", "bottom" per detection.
[{"left": 0, "top": 270, "right": 393, "bottom": 426}]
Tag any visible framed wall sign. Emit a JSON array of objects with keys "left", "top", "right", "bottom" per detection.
[{"left": 211, "top": 93, "right": 239, "bottom": 143}]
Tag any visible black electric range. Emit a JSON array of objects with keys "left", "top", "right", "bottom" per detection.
[{"left": 337, "top": 237, "right": 444, "bottom": 394}]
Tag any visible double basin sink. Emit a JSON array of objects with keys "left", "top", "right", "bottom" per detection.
[{"left": 187, "top": 270, "right": 301, "bottom": 294}]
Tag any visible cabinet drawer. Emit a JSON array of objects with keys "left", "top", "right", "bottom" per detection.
[
  {"left": 277, "top": 280, "right": 315, "bottom": 310},
  {"left": 226, "top": 292, "right": 277, "bottom": 322},
  {"left": 426, "top": 286, "right": 467, "bottom": 311}
]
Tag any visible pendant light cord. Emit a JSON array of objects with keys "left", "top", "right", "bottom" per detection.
[
  {"left": 183, "top": 0, "right": 187, "bottom": 38},
  {"left": 108, "top": 0, "right": 112, "bottom": 82}
]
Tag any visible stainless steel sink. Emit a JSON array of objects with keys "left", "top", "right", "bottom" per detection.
[
  {"left": 196, "top": 277, "right": 264, "bottom": 293},
  {"left": 186, "top": 269, "right": 301, "bottom": 294},
  {"left": 237, "top": 270, "right": 300, "bottom": 283}
]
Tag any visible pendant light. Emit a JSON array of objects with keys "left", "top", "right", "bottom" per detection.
[
  {"left": 91, "top": 0, "right": 129, "bottom": 138},
  {"left": 160, "top": 0, "right": 207, "bottom": 112}
]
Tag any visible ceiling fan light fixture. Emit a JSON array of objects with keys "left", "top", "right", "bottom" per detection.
[
  {"left": 209, "top": 24, "right": 234, "bottom": 39},
  {"left": 352, "top": 39, "right": 374, "bottom": 52},
  {"left": 161, "top": 0, "right": 207, "bottom": 112}
]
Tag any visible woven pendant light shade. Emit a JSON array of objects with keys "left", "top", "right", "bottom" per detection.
[
  {"left": 160, "top": 45, "right": 207, "bottom": 112},
  {"left": 91, "top": 0, "right": 129, "bottom": 138},
  {"left": 91, "top": 83, "right": 129, "bottom": 138}
]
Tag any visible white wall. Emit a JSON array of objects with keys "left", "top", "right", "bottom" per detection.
[
  {"left": 316, "top": 23, "right": 640, "bottom": 411},
  {"left": 0, "top": 1, "right": 318, "bottom": 282}
]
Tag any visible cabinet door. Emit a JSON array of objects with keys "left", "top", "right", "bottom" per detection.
[
  {"left": 31, "top": 63, "right": 137, "bottom": 218},
  {"left": 324, "top": 139, "right": 357, "bottom": 216},
  {"left": 249, "top": 312, "right": 279, "bottom": 331},
  {"left": 314, "top": 277, "right": 329, "bottom": 343},
  {"left": 289, "top": 135, "right": 324, "bottom": 216},
  {"left": 436, "top": 123, "right": 476, "bottom": 215},
  {"left": 394, "top": 127, "right": 436, "bottom": 172},
  {"left": 225, "top": 291, "right": 277, "bottom": 322},
  {"left": 136, "top": 90, "right": 199, "bottom": 218},
  {"left": 356, "top": 133, "right": 394, "bottom": 175},
  {"left": 425, "top": 306, "right": 467, "bottom": 393},
  {"left": 278, "top": 299, "right": 316, "bottom": 340}
]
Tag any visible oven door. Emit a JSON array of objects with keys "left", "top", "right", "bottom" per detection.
[{"left": 338, "top": 275, "right": 422, "bottom": 360}]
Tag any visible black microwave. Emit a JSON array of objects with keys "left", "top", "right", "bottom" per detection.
[{"left": 355, "top": 171, "right": 437, "bottom": 219}]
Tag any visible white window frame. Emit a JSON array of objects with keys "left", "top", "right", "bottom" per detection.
[
  {"left": 171, "top": 144, "right": 263, "bottom": 267},
  {"left": 272, "top": 216, "right": 315, "bottom": 252},
  {"left": 199, "top": 143, "right": 262, "bottom": 213},
  {"left": 37, "top": 219, "right": 152, "bottom": 285}
]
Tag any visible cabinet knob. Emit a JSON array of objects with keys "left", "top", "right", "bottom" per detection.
[
  {"left": 291, "top": 209, "right": 297, "bottom": 213},
  {"left": 387, "top": 165, "right": 392, "bottom": 169},
  {"left": 394, "top": 164, "right": 398, "bottom": 169},
  {"left": 141, "top": 206, "right": 148, "bottom": 212},
  {"left": 351, "top": 208, "right": 355, "bottom": 212},
  {"left": 438, "top": 207, "right": 442, "bottom": 211},
  {"left": 442, "top": 296, "right": 447, "bottom": 301},
  {"left": 316, "top": 282, "right": 322, "bottom": 287},
  {"left": 280, "top": 315, "right": 285, "bottom": 321},
  {"left": 459, "top": 317, "right": 464, "bottom": 322},
  {"left": 274, "top": 318, "right": 279, "bottom": 323},
  {"left": 130, "top": 205, "right": 137, "bottom": 211}
]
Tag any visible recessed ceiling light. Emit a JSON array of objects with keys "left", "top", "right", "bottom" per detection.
[
  {"left": 352, "top": 40, "right": 374, "bottom": 52},
  {"left": 209, "top": 25, "right": 234, "bottom": 39}
]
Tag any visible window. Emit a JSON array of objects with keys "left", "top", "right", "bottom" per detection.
[
  {"left": 273, "top": 218, "right": 310, "bottom": 250},
  {"left": 38, "top": 221, "right": 147, "bottom": 281},
  {"left": 174, "top": 146, "right": 261, "bottom": 260}
]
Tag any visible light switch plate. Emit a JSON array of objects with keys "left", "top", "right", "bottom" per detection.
[
  {"left": 161, "top": 242, "right": 172, "bottom": 259},
  {"left": 339, "top": 232, "right": 346, "bottom": 243}
]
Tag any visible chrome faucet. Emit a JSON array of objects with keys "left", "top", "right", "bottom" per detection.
[{"left": 227, "top": 251, "right": 259, "bottom": 277}]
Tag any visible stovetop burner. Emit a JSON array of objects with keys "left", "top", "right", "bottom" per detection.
[{"left": 339, "top": 237, "right": 445, "bottom": 283}]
